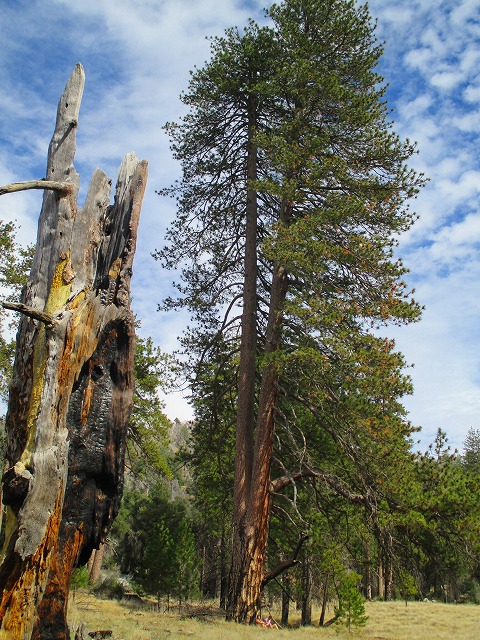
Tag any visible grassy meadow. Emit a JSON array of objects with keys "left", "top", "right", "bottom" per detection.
[{"left": 68, "top": 593, "right": 480, "bottom": 640}]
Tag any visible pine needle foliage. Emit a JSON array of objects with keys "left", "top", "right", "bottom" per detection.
[
  {"left": 335, "top": 571, "right": 368, "bottom": 632},
  {"left": 156, "top": 0, "right": 426, "bottom": 619}
]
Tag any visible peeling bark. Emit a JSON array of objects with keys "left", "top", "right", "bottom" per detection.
[{"left": 0, "top": 64, "right": 147, "bottom": 640}]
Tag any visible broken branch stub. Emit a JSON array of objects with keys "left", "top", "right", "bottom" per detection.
[
  {"left": 0, "top": 63, "right": 148, "bottom": 640},
  {"left": 0, "top": 179, "right": 73, "bottom": 197}
]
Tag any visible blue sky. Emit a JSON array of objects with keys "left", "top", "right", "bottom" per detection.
[{"left": 0, "top": 0, "right": 479, "bottom": 451}]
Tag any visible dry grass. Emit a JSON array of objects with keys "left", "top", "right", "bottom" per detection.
[
  {"left": 68, "top": 592, "right": 480, "bottom": 640},
  {"left": 362, "top": 600, "right": 480, "bottom": 640}
]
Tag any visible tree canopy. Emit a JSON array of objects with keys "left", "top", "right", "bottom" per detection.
[{"left": 156, "top": 0, "right": 427, "bottom": 622}]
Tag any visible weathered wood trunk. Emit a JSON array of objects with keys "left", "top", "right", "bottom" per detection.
[
  {"left": 87, "top": 544, "right": 105, "bottom": 584},
  {"left": 0, "top": 64, "right": 147, "bottom": 639}
]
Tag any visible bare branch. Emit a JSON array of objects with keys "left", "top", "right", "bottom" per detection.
[
  {"left": 2, "top": 301, "right": 56, "bottom": 328},
  {"left": 271, "top": 468, "right": 366, "bottom": 505},
  {"left": 0, "top": 179, "right": 74, "bottom": 197},
  {"left": 262, "top": 534, "right": 308, "bottom": 586}
]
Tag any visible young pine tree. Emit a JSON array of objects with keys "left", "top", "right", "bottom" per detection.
[{"left": 335, "top": 572, "right": 368, "bottom": 632}]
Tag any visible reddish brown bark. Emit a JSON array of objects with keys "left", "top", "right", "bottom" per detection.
[
  {"left": 0, "top": 64, "right": 147, "bottom": 639},
  {"left": 227, "top": 256, "right": 288, "bottom": 622},
  {"left": 227, "top": 104, "right": 259, "bottom": 622},
  {"left": 232, "top": 103, "right": 258, "bottom": 534},
  {"left": 227, "top": 171, "right": 293, "bottom": 620}
]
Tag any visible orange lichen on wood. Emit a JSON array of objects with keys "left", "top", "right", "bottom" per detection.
[
  {"left": 0, "top": 64, "right": 147, "bottom": 640},
  {"left": 0, "top": 495, "right": 63, "bottom": 640},
  {"left": 30, "top": 524, "right": 85, "bottom": 640}
]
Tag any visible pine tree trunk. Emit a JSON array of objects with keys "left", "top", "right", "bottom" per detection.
[
  {"left": 219, "top": 530, "right": 228, "bottom": 609},
  {"left": 319, "top": 573, "right": 330, "bottom": 626},
  {"left": 378, "top": 554, "right": 385, "bottom": 600},
  {"left": 227, "top": 188, "right": 290, "bottom": 621},
  {"left": 301, "top": 553, "right": 312, "bottom": 626},
  {"left": 363, "top": 545, "right": 372, "bottom": 600},
  {"left": 377, "top": 532, "right": 393, "bottom": 601},
  {"left": 227, "top": 259, "right": 288, "bottom": 621},
  {"left": 0, "top": 64, "right": 147, "bottom": 640},
  {"left": 385, "top": 563, "right": 393, "bottom": 601},
  {"left": 233, "top": 102, "right": 258, "bottom": 522},
  {"left": 281, "top": 572, "right": 290, "bottom": 627},
  {"left": 227, "top": 99, "right": 259, "bottom": 622}
]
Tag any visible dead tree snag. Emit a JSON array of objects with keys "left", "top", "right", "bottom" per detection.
[{"left": 0, "top": 63, "right": 147, "bottom": 639}]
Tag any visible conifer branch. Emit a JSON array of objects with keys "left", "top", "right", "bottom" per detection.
[{"left": 271, "top": 468, "right": 366, "bottom": 505}]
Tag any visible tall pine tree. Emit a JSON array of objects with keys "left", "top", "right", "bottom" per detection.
[{"left": 157, "top": 0, "right": 424, "bottom": 622}]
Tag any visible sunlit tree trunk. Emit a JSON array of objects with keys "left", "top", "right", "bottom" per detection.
[
  {"left": 227, "top": 168, "right": 290, "bottom": 619},
  {"left": 227, "top": 256, "right": 288, "bottom": 621},
  {"left": 88, "top": 543, "right": 105, "bottom": 584},
  {"left": 228, "top": 106, "right": 259, "bottom": 621},
  {"left": 378, "top": 555, "right": 385, "bottom": 600},
  {"left": 363, "top": 544, "right": 373, "bottom": 600}
]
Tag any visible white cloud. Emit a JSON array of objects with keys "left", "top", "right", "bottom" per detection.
[
  {"left": 452, "top": 110, "right": 480, "bottom": 132},
  {"left": 441, "top": 212, "right": 480, "bottom": 245},
  {"left": 380, "top": 7, "right": 416, "bottom": 28},
  {"left": 398, "top": 94, "right": 432, "bottom": 120},
  {"left": 451, "top": 0, "right": 480, "bottom": 28},
  {"left": 404, "top": 47, "right": 433, "bottom": 74},
  {"left": 464, "top": 83, "right": 480, "bottom": 103},
  {"left": 430, "top": 70, "right": 464, "bottom": 91},
  {"left": 1, "top": 0, "right": 480, "bottom": 445}
]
